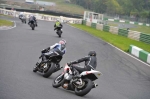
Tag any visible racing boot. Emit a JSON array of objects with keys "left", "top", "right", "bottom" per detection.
[{"left": 33, "top": 62, "right": 40, "bottom": 72}]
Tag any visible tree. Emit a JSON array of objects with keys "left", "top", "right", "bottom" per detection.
[{"left": 70, "top": 0, "right": 150, "bottom": 18}]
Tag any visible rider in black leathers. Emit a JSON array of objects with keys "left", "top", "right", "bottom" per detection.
[
  {"left": 67, "top": 51, "right": 97, "bottom": 72},
  {"left": 67, "top": 51, "right": 97, "bottom": 88},
  {"left": 28, "top": 15, "right": 37, "bottom": 26}
]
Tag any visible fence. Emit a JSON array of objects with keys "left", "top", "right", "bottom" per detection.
[{"left": 0, "top": 8, "right": 82, "bottom": 24}]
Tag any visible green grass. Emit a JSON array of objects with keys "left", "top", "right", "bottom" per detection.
[
  {"left": 71, "top": 24, "right": 150, "bottom": 53},
  {"left": 106, "top": 21, "right": 150, "bottom": 34},
  {"left": 0, "top": 14, "right": 12, "bottom": 17},
  {"left": 107, "top": 22, "right": 118, "bottom": 27},
  {"left": 130, "top": 25, "right": 150, "bottom": 34},
  {"left": 39, "top": 0, "right": 88, "bottom": 15},
  {"left": 0, "top": 19, "right": 13, "bottom": 26}
]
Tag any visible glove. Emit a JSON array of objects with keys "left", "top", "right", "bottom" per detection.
[
  {"left": 41, "top": 47, "right": 50, "bottom": 53},
  {"left": 41, "top": 49, "right": 46, "bottom": 53},
  {"left": 67, "top": 62, "right": 72, "bottom": 66}
]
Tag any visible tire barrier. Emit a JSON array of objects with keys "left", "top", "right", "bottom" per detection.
[
  {"left": 118, "top": 29, "right": 129, "bottom": 37},
  {"left": 140, "top": 33, "right": 150, "bottom": 44},
  {"left": 82, "top": 20, "right": 150, "bottom": 44},
  {"left": 103, "top": 25, "right": 110, "bottom": 32}
]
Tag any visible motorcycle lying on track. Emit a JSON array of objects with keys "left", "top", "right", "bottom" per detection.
[
  {"left": 55, "top": 26, "right": 63, "bottom": 38},
  {"left": 52, "top": 63, "right": 102, "bottom": 96},
  {"left": 33, "top": 49, "right": 63, "bottom": 78}
]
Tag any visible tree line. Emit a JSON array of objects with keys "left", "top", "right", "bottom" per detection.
[{"left": 70, "top": 0, "right": 150, "bottom": 19}]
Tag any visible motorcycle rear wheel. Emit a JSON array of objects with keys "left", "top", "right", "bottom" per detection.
[
  {"left": 43, "top": 62, "right": 55, "bottom": 78},
  {"left": 75, "top": 79, "right": 93, "bottom": 96}
]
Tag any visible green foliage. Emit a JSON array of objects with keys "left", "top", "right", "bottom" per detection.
[{"left": 70, "top": 0, "right": 150, "bottom": 18}]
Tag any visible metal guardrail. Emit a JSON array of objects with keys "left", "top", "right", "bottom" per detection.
[
  {"left": 3, "top": 7, "right": 83, "bottom": 19},
  {"left": 0, "top": 8, "right": 82, "bottom": 24}
]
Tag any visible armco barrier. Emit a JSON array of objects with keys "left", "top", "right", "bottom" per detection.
[
  {"left": 0, "top": 8, "right": 82, "bottom": 24},
  {"left": 4, "top": 7, "right": 83, "bottom": 19},
  {"left": 129, "top": 45, "right": 150, "bottom": 64}
]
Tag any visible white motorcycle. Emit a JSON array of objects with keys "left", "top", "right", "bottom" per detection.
[
  {"left": 52, "top": 63, "right": 102, "bottom": 96},
  {"left": 19, "top": 15, "right": 26, "bottom": 24}
]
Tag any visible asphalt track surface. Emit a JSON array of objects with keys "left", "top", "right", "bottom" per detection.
[{"left": 0, "top": 17, "right": 150, "bottom": 99}]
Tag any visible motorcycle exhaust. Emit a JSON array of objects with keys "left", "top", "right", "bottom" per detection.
[
  {"left": 93, "top": 83, "right": 98, "bottom": 88},
  {"left": 62, "top": 82, "right": 69, "bottom": 89}
]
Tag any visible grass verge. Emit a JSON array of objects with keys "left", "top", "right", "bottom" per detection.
[
  {"left": 130, "top": 25, "right": 150, "bottom": 34},
  {"left": 107, "top": 21, "right": 150, "bottom": 34},
  {"left": 71, "top": 24, "right": 150, "bottom": 52},
  {"left": 0, "top": 14, "right": 12, "bottom": 17},
  {"left": 39, "top": 0, "right": 87, "bottom": 15},
  {"left": 0, "top": 19, "right": 13, "bottom": 26}
]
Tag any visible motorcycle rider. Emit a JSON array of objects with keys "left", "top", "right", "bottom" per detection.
[
  {"left": 54, "top": 19, "right": 63, "bottom": 32},
  {"left": 19, "top": 12, "right": 24, "bottom": 19},
  {"left": 34, "top": 39, "right": 67, "bottom": 71},
  {"left": 28, "top": 15, "right": 37, "bottom": 26},
  {"left": 67, "top": 51, "right": 98, "bottom": 88},
  {"left": 19, "top": 12, "right": 26, "bottom": 20}
]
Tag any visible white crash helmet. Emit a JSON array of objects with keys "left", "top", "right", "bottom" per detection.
[
  {"left": 56, "top": 19, "right": 60, "bottom": 22},
  {"left": 59, "top": 39, "right": 66, "bottom": 45}
]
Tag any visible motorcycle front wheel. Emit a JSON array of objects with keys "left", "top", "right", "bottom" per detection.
[
  {"left": 75, "top": 79, "right": 93, "bottom": 96},
  {"left": 32, "top": 25, "right": 35, "bottom": 30},
  {"left": 52, "top": 74, "right": 64, "bottom": 88}
]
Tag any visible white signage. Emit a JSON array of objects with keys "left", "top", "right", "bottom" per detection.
[{"left": 83, "top": 11, "right": 103, "bottom": 24}]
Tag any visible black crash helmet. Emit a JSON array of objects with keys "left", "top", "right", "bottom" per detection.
[{"left": 88, "top": 51, "right": 96, "bottom": 56}]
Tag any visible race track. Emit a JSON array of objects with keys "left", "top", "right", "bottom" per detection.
[{"left": 0, "top": 17, "right": 150, "bottom": 99}]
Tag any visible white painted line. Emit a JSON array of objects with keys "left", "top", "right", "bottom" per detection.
[
  {"left": 69, "top": 25, "right": 150, "bottom": 67},
  {"left": 0, "top": 21, "right": 16, "bottom": 30}
]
